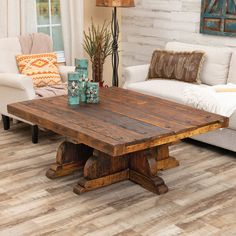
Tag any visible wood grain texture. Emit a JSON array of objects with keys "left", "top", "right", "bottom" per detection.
[
  {"left": 7, "top": 87, "right": 228, "bottom": 157},
  {"left": 0, "top": 123, "right": 236, "bottom": 235}
]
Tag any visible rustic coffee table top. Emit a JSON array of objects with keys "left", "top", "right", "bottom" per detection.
[{"left": 8, "top": 87, "right": 228, "bottom": 156}]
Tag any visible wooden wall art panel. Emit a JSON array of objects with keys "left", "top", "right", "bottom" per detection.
[{"left": 201, "top": 0, "right": 236, "bottom": 36}]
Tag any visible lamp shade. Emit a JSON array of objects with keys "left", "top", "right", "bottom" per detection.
[{"left": 96, "top": 0, "right": 135, "bottom": 7}]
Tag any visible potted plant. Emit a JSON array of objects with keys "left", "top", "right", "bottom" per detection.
[{"left": 83, "top": 20, "right": 113, "bottom": 87}]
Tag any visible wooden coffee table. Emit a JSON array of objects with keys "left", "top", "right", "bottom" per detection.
[{"left": 8, "top": 87, "right": 228, "bottom": 195}]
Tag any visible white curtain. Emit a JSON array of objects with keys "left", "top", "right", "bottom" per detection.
[
  {"left": 0, "top": 0, "right": 37, "bottom": 38},
  {"left": 60, "top": 0, "right": 84, "bottom": 65}
]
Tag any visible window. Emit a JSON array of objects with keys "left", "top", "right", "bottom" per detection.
[{"left": 36, "top": 0, "right": 65, "bottom": 62}]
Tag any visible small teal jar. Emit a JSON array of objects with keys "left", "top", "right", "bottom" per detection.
[
  {"left": 79, "top": 77, "right": 89, "bottom": 103},
  {"left": 68, "top": 72, "right": 80, "bottom": 105},
  {"left": 86, "top": 82, "right": 99, "bottom": 104}
]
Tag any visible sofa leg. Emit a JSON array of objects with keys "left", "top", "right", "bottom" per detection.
[
  {"left": 2, "top": 115, "right": 10, "bottom": 130},
  {"left": 32, "top": 125, "right": 39, "bottom": 144}
]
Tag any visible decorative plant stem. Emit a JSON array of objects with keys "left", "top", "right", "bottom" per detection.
[{"left": 83, "top": 20, "right": 113, "bottom": 83}]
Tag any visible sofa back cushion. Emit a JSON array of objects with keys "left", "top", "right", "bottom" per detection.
[
  {"left": 148, "top": 50, "right": 205, "bottom": 84},
  {"left": 165, "top": 42, "right": 232, "bottom": 86},
  {"left": 228, "top": 51, "right": 236, "bottom": 84},
  {"left": 0, "top": 37, "right": 22, "bottom": 74}
]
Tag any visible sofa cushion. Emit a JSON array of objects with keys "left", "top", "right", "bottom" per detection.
[
  {"left": 126, "top": 79, "right": 209, "bottom": 105},
  {"left": 228, "top": 50, "right": 236, "bottom": 84},
  {"left": 16, "top": 53, "right": 61, "bottom": 87},
  {"left": 148, "top": 50, "right": 205, "bottom": 84},
  {"left": 127, "top": 79, "right": 236, "bottom": 131},
  {"left": 165, "top": 42, "right": 232, "bottom": 86},
  {"left": 0, "top": 37, "right": 22, "bottom": 74}
]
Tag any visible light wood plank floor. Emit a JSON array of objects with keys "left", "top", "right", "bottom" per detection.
[{"left": 0, "top": 123, "right": 236, "bottom": 236}]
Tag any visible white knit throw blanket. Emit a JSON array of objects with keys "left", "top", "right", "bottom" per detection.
[{"left": 183, "top": 84, "right": 236, "bottom": 117}]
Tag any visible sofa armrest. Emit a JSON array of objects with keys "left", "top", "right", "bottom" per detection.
[
  {"left": 0, "top": 73, "right": 34, "bottom": 95},
  {"left": 58, "top": 66, "right": 75, "bottom": 83},
  {"left": 123, "top": 64, "right": 150, "bottom": 88}
]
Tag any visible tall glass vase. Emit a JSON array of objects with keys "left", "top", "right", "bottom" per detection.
[{"left": 92, "top": 58, "right": 104, "bottom": 85}]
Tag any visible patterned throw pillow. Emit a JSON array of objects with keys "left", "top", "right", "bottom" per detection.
[
  {"left": 148, "top": 50, "right": 205, "bottom": 84},
  {"left": 16, "top": 53, "right": 61, "bottom": 87}
]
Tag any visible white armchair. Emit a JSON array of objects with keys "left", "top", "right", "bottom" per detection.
[
  {"left": 0, "top": 37, "right": 74, "bottom": 143},
  {"left": 0, "top": 73, "right": 35, "bottom": 115},
  {"left": 0, "top": 67, "right": 73, "bottom": 116}
]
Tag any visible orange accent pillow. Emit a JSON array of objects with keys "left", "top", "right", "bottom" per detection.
[{"left": 16, "top": 53, "right": 61, "bottom": 87}]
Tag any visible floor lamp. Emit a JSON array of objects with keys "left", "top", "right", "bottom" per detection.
[{"left": 96, "top": 0, "right": 135, "bottom": 87}]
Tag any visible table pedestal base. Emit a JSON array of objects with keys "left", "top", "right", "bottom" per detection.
[
  {"left": 74, "top": 170, "right": 129, "bottom": 194},
  {"left": 130, "top": 170, "right": 168, "bottom": 195},
  {"left": 47, "top": 141, "right": 178, "bottom": 195},
  {"left": 46, "top": 142, "right": 93, "bottom": 179},
  {"left": 74, "top": 150, "right": 129, "bottom": 194},
  {"left": 156, "top": 144, "right": 179, "bottom": 170}
]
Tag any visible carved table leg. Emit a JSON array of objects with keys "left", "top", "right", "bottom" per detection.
[
  {"left": 156, "top": 144, "right": 179, "bottom": 171},
  {"left": 73, "top": 150, "right": 129, "bottom": 194},
  {"left": 46, "top": 141, "right": 93, "bottom": 179},
  {"left": 129, "top": 147, "right": 168, "bottom": 195}
]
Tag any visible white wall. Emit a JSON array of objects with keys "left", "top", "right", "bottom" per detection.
[{"left": 121, "top": 0, "right": 236, "bottom": 68}]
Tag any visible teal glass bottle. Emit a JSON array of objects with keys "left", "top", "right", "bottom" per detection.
[
  {"left": 68, "top": 72, "right": 80, "bottom": 105},
  {"left": 75, "top": 58, "right": 89, "bottom": 103},
  {"left": 75, "top": 58, "right": 88, "bottom": 78}
]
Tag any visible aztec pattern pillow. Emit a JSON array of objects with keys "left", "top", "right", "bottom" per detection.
[
  {"left": 16, "top": 53, "right": 61, "bottom": 87},
  {"left": 148, "top": 50, "right": 205, "bottom": 84}
]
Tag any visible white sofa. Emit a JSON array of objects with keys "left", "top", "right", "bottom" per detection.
[
  {"left": 124, "top": 42, "right": 236, "bottom": 152},
  {"left": 0, "top": 37, "right": 74, "bottom": 143}
]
